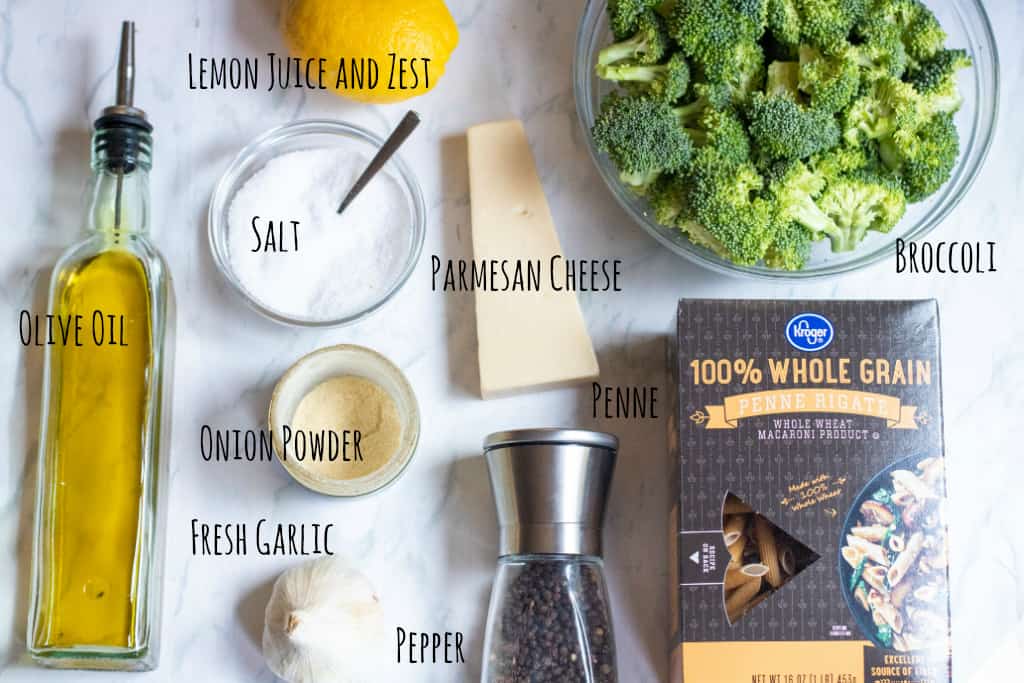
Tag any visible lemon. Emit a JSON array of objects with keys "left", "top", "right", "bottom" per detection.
[{"left": 282, "top": 0, "right": 459, "bottom": 104}]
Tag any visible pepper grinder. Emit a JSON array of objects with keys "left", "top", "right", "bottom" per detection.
[{"left": 481, "top": 429, "right": 618, "bottom": 683}]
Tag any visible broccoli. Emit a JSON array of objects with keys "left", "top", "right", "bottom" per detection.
[
  {"left": 669, "top": 0, "right": 767, "bottom": 86},
  {"left": 748, "top": 90, "right": 841, "bottom": 161},
  {"left": 647, "top": 173, "right": 689, "bottom": 224},
  {"left": 845, "top": 70, "right": 960, "bottom": 201},
  {"left": 765, "top": 221, "right": 815, "bottom": 270},
  {"left": 907, "top": 48, "right": 972, "bottom": 115},
  {"left": 766, "top": 160, "right": 904, "bottom": 252},
  {"left": 901, "top": 3, "right": 946, "bottom": 63},
  {"left": 767, "top": 60, "right": 801, "bottom": 98},
  {"left": 767, "top": 0, "right": 802, "bottom": 48},
  {"left": 799, "top": 46, "right": 860, "bottom": 113},
  {"left": 810, "top": 141, "right": 876, "bottom": 177},
  {"left": 763, "top": 0, "right": 869, "bottom": 51},
  {"left": 684, "top": 148, "right": 780, "bottom": 264},
  {"left": 592, "top": 94, "right": 695, "bottom": 191},
  {"left": 608, "top": 0, "right": 661, "bottom": 39},
  {"left": 765, "top": 160, "right": 834, "bottom": 236},
  {"left": 800, "top": 0, "right": 870, "bottom": 50},
  {"left": 646, "top": 163, "right": 738, "bottom": 256},
  {"left": 685, "top": 104, "right": 752, "bottom": 163},
  {"left": 711, "top": 41, "right": 768, "bottom": 106},
  {"left": 842, "top": 76, "right": 925, "bottom": 145},
  {"left": 677, "top": 216, "right": 736, "bottom": 259},
  {"left": 593, "top": 0, "right": 970, "bottom": 270},
  {"left": 816, "top": 171, "right": 907, "bottom": 250},
  {"left": 849, "top": 23, "right": 909, "bottom": 81},
  {"left": 598, "top": 10, "right": 670, "bottom": 67},
  {"left": 878, "top": 111, "right": 959, "bottom": 202},
  {"left": 858, "top": 0, "right": 946, "bottom": 67},
  {"left": 597, "top": 53, "right": 691, "bottom": 102}
]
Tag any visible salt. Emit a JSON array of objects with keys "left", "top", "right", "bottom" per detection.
[{"left": 227, "top": 147, "right": 411, "bottom": 321}]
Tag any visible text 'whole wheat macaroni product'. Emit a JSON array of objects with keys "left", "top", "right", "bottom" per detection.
[{"left": 669, "top": 300, "right": 950, "bottom": 683}]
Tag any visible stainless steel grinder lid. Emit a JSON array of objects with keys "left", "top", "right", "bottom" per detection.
[{"left": 484, "top": 428, "right": 618, "bottom": 557}]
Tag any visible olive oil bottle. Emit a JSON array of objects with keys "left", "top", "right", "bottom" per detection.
[{"left": 28, "top": 22, "right": 173, "bottom": 671}]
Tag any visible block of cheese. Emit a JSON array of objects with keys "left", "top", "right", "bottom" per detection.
[{"left": 467, "top": 119, "right": 600, "bottom": 398}]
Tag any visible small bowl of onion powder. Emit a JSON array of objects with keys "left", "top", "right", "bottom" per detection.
[
  {"left": 269, "top": 344, "right": 420, "bottom": 497},
  {"left": 209, "top": 120, "right": 426, "bottom": 326}
]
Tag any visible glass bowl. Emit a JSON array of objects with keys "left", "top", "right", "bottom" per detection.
[
  {"left": 208, "top": 120, "right": 426, "bottom": 326},
  {"left": 574, "top": 0, "right": 999, "bottom": 279}
]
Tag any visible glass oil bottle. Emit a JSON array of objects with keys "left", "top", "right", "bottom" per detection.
[{"left": 27, "top": 21, "right": 174, "bottom": 671}]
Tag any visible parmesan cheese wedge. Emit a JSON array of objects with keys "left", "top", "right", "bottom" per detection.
[{"left": 467, "top": 119, "right": 600, "bottom": 398}]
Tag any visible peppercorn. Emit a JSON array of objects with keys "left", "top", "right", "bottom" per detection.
[{"left": 486, "top": 560, "right": 616, "bottom": 682}]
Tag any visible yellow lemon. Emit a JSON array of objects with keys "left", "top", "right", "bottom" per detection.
[{"left": 282, "top": 0, "right": 459, "bottom": 104}]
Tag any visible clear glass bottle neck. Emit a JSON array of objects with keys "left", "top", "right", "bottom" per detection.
[{"left": 88, "top": 128, "right": 152, "bottom": 235}]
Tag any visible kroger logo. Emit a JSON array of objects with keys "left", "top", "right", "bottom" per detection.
[{"left": 786, "top": 313, "right": 834, "bottom": 352}]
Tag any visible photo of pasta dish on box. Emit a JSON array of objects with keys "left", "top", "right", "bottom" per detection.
[{"left": 839, "top": 455, "right": 950, "bottom": 652}]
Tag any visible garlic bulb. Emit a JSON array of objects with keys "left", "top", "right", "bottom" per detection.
[{"left": 263, "top": 557, "right": 386, "bottom": 683}]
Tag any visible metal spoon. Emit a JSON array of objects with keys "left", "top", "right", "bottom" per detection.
[{"left": 337, "top": 110, "right": 421, "bottom": 215}]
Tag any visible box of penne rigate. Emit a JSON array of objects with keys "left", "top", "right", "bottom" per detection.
[{"left": 668, "top": 300, "right": 950, "bottom": 683}]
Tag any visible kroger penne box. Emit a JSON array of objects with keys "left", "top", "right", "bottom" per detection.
[{"left": 668, "top": 300, "right": 950, "bottom": 683}]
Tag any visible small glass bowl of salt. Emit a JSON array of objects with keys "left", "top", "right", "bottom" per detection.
[{"left": 209, "top": 119, "right": 426, "bottom": 327}]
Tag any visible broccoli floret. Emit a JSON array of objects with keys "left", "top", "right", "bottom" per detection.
[
  {"left": 592, "top": 94, "right": 695, "bottom": 191},
  {"left": 647, "top": 173, "right": 689, "bottom": 224},
  {"left": 598, "top": 10, "right": 670, "bottom": 66},
  {"left": 711, "top": 41, "right": 768, "bottom": 106},
  {"left": 734, "top": 0, "right": 771, "bottom": 22},
  {"left": 892, "top": 0, "right": 946, "bottom": 63},
  {"left": 810, "top": 141, "right": 876, "bottom": 177},
  {"left": 767, "top": 60, "right": 801, "bottom": 98},
  {"left": 732, "top": 42, "right": 769, "bottom": 105},
  {"left": 845, "top": 75, "right": 960, "bottom": 202},
  {"left": 765, "top": 221, "right": 815, "bottom": 270},
  {"left": 687, "top": 106, "right": 752, "bottom": 163},
  {"left": 646, "top": 159, "right": 737, "bottom": 254},
  {"left": 802, "top": 0, "right": 870, "bottom": 50},
  {"left": 685, "top": 148, "right": 779, "bottom": 264},
  {"left": 858, "top": 0, "right": 946, "bottom": 67},
  {"left": 816, "top": 170, "right": 907, "bottom": 250},
  {"left": 597, "top": 53, "right": 691, "bottom": 102},
  {"left": 748, "top": 91, "right": 841, "bottom": 161},
  {"left": 878, "top": 111, "right": 959, "bottom": 202},
  {"left": 907, "top": 48, "right": 972, "bottom": 115},
  {"left": 669, "top": 0, "right": 767, "bottom": 86},
  {"left": 899, "top": 1, "right": 946, "bottom": 63},
  {"left": 677, "top": 216, "right": 736, "bottom": 258},
  {"left": 766, "top": 160, "right": 904, "bottom": 252},
  {"left": 767, "top": 0, "right": 801, "bottom": 47},
  {"left": 608, "top": 0, "right": 661, "bottom": 39},
  {"left": 842, "top": 76, "right": 926, "bottom": 145},
  {"left": 673, "top": 93, "right": 752, "bottom": 162},
  {"left": 849, "top": 23, "right": 909, "bottom": 82},
  {"left": 765, "top": 160, "right": 835, "bottom": 235},
  {"left": 799, "top": 46, "right": 860, "bottom": 113},
  {"left": 763, "top": 0, "right": 869, "bottom": 51}
]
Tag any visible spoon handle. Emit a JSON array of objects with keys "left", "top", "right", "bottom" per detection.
[{"left": 337, "top": 110, "right": 421, "bottom": 214}]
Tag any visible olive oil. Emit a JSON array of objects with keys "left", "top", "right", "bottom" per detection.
[
  {"left": 34, "top": 250, "right": 151, "bottom": 649},
  {"left": 28, "top": 22, "right": 173, "bottom": 671}
]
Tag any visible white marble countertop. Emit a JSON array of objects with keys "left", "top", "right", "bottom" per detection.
[{"left": 1, "top": 1, "right": 1022, "bottom": 681}]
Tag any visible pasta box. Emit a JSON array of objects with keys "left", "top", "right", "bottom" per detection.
[{"left": 668, "top": 300, "right": 950, "bottom": 683}]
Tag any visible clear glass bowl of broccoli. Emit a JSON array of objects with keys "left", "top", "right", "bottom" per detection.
[{"left": 575, "top": 0, "right": 999, "bottom": 279}]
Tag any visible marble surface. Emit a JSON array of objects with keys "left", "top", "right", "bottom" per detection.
[{"left": 1, "top": 1, "right": 1022, "bottom": 681}]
